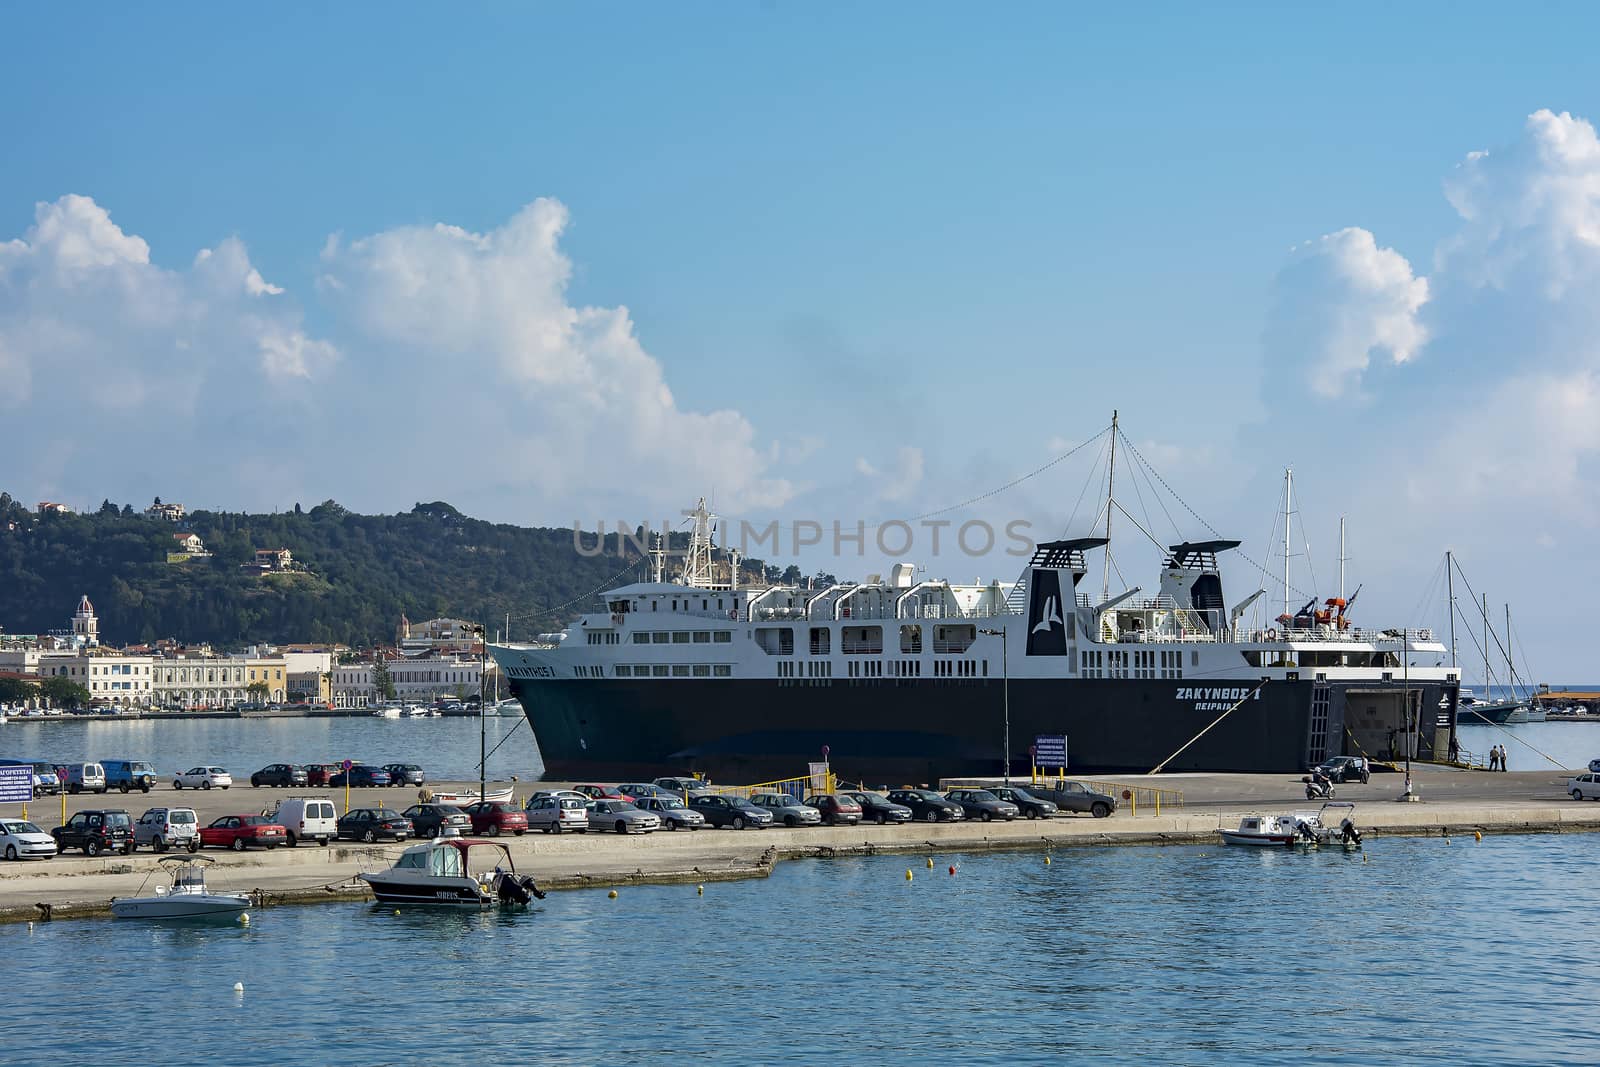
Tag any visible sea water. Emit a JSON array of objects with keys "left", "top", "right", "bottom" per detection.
[{"left": 8, "top": 834, "right": 1598, "bottom": 1065}]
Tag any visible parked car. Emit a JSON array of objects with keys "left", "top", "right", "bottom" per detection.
[
  {"left": 654, "top": 776, "right": 714, "bottom": 797},
  {"left": 886, "top": 789, "right": 965, "bottom": 823},
  {"left": 63, "top": 762, "right": 107, "bottom": 794},
  {"left": 102, "top": 760, "right": 158, "bottom": 794},
  {"left": 133, "top": 807, "right": 200, "bottom": 852},
  {"left": 268, "top": 797, "right": 340, "bottom": 846},
  {"left": 573, "top": 784, "right": 634, "bottom": 803},
  {"left": 633, "top": 795, "right": 706, "bottom": 830},
  {"left": 805, "top": 793, "right": 864, "bottom": 826},
  {"left": 584, "top": 798, "right": 660, "bottom": 834},
  {"left": 52, "top": 809, "right": 133, "bottom": 855},
  {"left": 1568, "top": 772, "right": 1600, "bottom": 801},
  {"left": 690, "top": 794, "right": 773, "bottom": 830},
  {"left": 200, "top": 814, "right": 287, "bottom": 851},
  {"left": 1316, "top": 756, "right": 1372, "bottom": 784},
  {"left": 402, "top": 803, "right": 472, "bottom": 838},
  {"left": 1589, "top": 757, "right": 1600, "bottom": 775},
  {"left": 617, "top": 782, "right": 675, "bottom": 799},
  {"left": 988, "top": 786, "right": 1059, "bottom": 820},
  {"left": 1026, "top": 780, "right": 1118, "bottom": 818},
  {"left": 944, "top": 788, "right": 1019, "bottom": 822},
  {"left": 251, "top": 763, "right": 308, "bottom": 788},
  {"left": 526, "top": 789, "right": 588, "bottom": 804},
  {"left": 382, "top": 763, "right": 427, "bottom": 787},
  {"left": 0, "top": 819, "right": 57, "bottom": 860},
  {"left": 174, "top": 766, "right": 233, "bottom": 790},
  {"left": 461, "top": 801, "right": 528, "bottom": 837},
  {"left": 304, "top": 763, "right": 338, "bottom": 787},
  {"left": 330, "top": 765, "right": 391, "bottom": 788},
  {"left": 525, "top": 794, "right": 590, "bottom": 834},
  {"left": 750, "top": 793, "right": 821, "bottom": 827},
  {"left": 336, "top": 807, "right": 414, "bottom": 843},
  {"left": 840, "top": 790, "right": 914, "bottom": 825}
]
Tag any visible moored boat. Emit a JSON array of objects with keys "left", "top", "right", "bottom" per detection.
[
  {"left": 429, "top": 786, "right": 514, "bottom": 806},
  {"left": 359, "top": 837, "right": 544, "bottom": 907},
  {"left": 1219, "top": 814, "right": 1301, "bottom": 847},
  {"left": 110, "top": 856, "right": 251, "bottom": 920}
]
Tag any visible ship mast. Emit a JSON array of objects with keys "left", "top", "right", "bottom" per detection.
[
  {"left": 1446, "top": 551, "right": 1458, "bottom": 670},
  {"left": 1101, "top": 410, "right": 1118, "bottom": 601},
  {"left": 1282, "top": 467, "right": 1293, "bottom": 621},
  {"left": 1338, "top": 516, "right": 1346, "bottom": 601}
]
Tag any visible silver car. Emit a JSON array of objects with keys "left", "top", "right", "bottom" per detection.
[
  {"left": 634, "top": 795, "right": 706, "bottom": 830},
  {"left": 586, "top": 799, "right": 661, "bottom": 835},
  {"left": 133, "top": 807, "right": 200, "bottom": 852},
  {"left": 526, "top": 795, "right": 589, "bottom": 833},
  {"left": 749, "top": 793, "right": 822, "bottom": 828}
]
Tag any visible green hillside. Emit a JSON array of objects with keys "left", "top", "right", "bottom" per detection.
[{"left": 0, "top": 494, "right": 664, "bottom": 648}]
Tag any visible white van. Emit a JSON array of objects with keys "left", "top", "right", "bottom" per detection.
[
  {"left": 270, "top": 796, "right": 339, "bottom": 846},
  {"left": 65, "top": 762, "right": 106, "bottom": 794}
]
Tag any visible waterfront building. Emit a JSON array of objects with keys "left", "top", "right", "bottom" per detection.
[
  {"left": 151, "top": 654, "right": 249, "bottom": 709},
  {"left": 39, "top": 649, "right": 155, "bottom": 708},
  {"left": 331, "top": 653, "right": 496, "bottom": 708}
]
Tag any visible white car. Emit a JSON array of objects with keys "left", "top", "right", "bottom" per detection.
[
  {"left": 0, "top": 819, "right": 59, "bottom": 860},
  {"left": 1567, "top": 772, "right": 1600, "bottom": 801},
  {"left": 174, "top": 766, "right": 233, "bottom": 790}
]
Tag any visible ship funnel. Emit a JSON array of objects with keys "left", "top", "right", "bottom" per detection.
[
  {"left": 1159, "top": 540, "right": 1241, "bottom": 633},
  {"left": 1022, "top": 538, "right": 1104, "bottom": 656}
]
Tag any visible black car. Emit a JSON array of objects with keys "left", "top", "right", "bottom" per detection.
[
  {"left": 886, "top": 789, "right": 965, "bottom": 823},
  {"left": 689, "top": 794, "right": 773, "bottom": 829},
  {"left": 330, "top": 765, "right": 392, "bottom": 788},
  {"left": 1316, "top": 756, "right": 1371, "bottom": 784},
  {"left": 1025, "top": 781, "right": 1117, "bottom": 818},
  {"left": 841, "top": 790, "right": 914, "bottom": 825},
  {"left": 400, "top": 803, "right": 470, "bottom": 838},
  {"left": 251, "top": 763, "right": 308, "bottom": 788},
  {"left": 52, "top": 809, "right": 134, "bottom": 856},
  {"left": 382, "top": 763, "right": 426, "bottom": 787},
  {"left": 336, "top": 807, "right": 413, "bottom": 843},
  {"left": 943, "top": 788, "right": 1020, "bottom": 822},
  {"left": 989, "top": 786, "right": 1059, "bottom": 820}
]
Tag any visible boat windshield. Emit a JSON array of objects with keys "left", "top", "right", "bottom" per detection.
[{"left": 431, "top": 847, "right": 464, "bottom": 877}]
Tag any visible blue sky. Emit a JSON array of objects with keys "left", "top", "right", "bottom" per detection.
[{"left": 5, "top": 5, "right": 1600, "bottom": 672}]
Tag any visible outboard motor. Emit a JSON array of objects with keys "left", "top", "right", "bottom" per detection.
[
  {"left": 495, "top": 871, "right": 545, "bottom": 904},
  {"left": 1339, "top": 819, "right": 1362, "bottom": 847}
]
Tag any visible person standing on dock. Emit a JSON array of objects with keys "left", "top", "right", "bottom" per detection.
[{"left": 1499, "top": 745, "right": 1509, "bottom": 771}]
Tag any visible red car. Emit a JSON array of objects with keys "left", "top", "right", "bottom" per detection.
[
  {"left": 304, "top": 764, "right": 338, "bottom": 787},
  {"left": 200, "top": 814, "right": 288, "bottom": 851},
  {"left": 573, "top": 784, "right": 634, "bottom": 803},
  {"left": 461, "top": 801, "right": 528, "bottom": 837},
  {"left": 803, "top": 793, "right": 864, "bottom": 826}
]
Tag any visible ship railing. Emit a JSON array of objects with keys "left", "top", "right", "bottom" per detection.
[
  {"left": 1242, "top": 625, "right": 1436, "bottom": 644},
  {"left": 695, "top": 772, "right": 831, "bottom": 802}
]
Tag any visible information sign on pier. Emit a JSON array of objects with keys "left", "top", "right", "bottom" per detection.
[
  {"left": 1033, "top": 734, "right": 1068, "bottom": 768},
  {"left": 0, "top": 764, "right": 32, "bottom": 804}
]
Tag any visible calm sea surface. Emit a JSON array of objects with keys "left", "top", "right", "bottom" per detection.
[
  {"left": 0, "top": 714, "right": 546, "bottom": 782},
  {"left": 7, "top": 835, "right": 1599, "bottom": 1065}
]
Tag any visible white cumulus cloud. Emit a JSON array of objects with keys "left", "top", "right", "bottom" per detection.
[{"left": 1264, "top": 227, "right": 1430, "bottom": 400}]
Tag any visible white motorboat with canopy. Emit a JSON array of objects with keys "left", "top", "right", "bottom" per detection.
[
  {"left": 110, "top": 856, "right": 251, "bottom": 920},
  {"left": 1219, "top": 802, "right": 1361, "bottom": 849},
  {"left": 359, "top": 837, "right": 544, "bottom": 907}
]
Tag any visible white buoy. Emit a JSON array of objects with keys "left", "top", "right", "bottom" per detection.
[
  {"left": 233, "top": 982, "right": 245, "bottom": 992},
  {"left": 239, "top": 913, "right": 250, "bottom": 924}
]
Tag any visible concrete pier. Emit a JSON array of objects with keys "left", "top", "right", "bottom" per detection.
[{"left": 5, "top": 764, "right": 1596, "bottom": 923}]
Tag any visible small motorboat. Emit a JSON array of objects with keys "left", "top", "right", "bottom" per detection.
[
  {"left": 429, "top": 786, "right": 514, "bottom": 806},
  {"left": 1219, "top": 814, "right": 1302, "bottom": 847},
  {"left": 359, "top": 837, "right": 544, "bottom": 908},
  {"left": 111, "top": 856, "right": 251, "bottom": 920},
  {"left": 370, "top": 704, "right": 402, "bottom": 719}
]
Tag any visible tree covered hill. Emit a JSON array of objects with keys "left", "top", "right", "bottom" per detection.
[{"left": 0, "top": 494, "right": 658, "bottom": 648}]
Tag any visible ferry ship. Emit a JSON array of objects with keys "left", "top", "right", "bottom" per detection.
[{"left": 492, "top": 495, "right": 1461, "bottom": 784}]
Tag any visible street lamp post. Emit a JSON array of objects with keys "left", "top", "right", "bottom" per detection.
[
  {"left": 979, "top": 627, "right": 1010, "bottom": 784},
  {"left": 467, "top": 624, "right": 487, "bottom": 805}
]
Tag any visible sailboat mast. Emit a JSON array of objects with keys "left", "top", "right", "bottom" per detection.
[
  {"left": 1102, "top": 410, "right": 1118, "bottom": 601},
  {"left": 1446, "top": 551, "right": 1457, "bottom": 670},
  {"left": 1505, "top": 603, "right": 1515, "bottom": 698},
  {"left": 1482, "top": 592, "right": 1491, "bottom": 695},
  {"left": 1282, "top": 468, "right": 1293, "bottom": 621}
]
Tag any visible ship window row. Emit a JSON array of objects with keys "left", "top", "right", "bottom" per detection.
[
  {"left": 753, "top": 624, "right": 976, "bottom": 656},
  {"left": 933, "top": 660, "right": 982, "bottom": 678},
  {"left": 586, "top": 632, "right": 620, "bottom": 645},
  {"left": 631, "top": 631, "right": 733, "bottom": 645},
  {"left": 614, "top": 664, "right": 732, "bottom": 678},
  {"left": 777, "top": 661, "right": 836, "bottom": 678}
]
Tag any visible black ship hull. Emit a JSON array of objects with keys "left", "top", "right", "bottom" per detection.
[{"left": 510, "top": 677, "right": 1458, "bottom": 785}]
